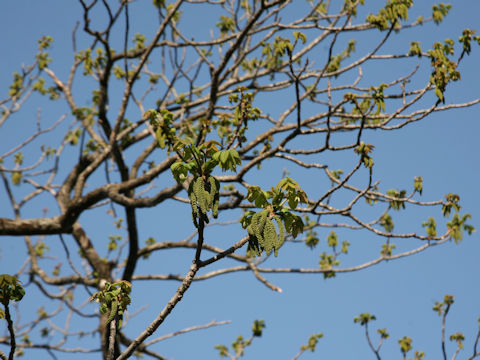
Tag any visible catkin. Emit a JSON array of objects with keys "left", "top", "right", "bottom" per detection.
[
  {"left": 248, "top": 209, "right": 268, "bottom": 243},
  {"left": 274, "top": 215, "right": 285, "bottom": 257},
  {"left": 262, "top": 219, "right": 277, "bottom": 255},
  {"left": 188, "top": 175, "right": 220, "bottom": 226},
  {"left": 107, "top": 298, "right": 118, "bottom": 324},
  {"left": 247, "top": 210, "right": 288, "bottom": 257},
  {"left": 194, "top": 177, "right": 209, "bottom": 214},
  {"left": 209, "top": 177, "right": 220, "bottom": 218}
]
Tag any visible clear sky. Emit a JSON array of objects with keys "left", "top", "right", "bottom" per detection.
[{"left": 0, "top": 1, "right": 479, "bottom": 360}]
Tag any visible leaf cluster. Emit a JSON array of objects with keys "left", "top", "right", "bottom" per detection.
[
  {"left": 437, "top": 193, "right": 475, "bottom": 243},
  {"left": 387, "top": 189, "right": 406, "bottom": 210},
  {"left": 413, "top": 176, "right": 423, "bottom": 195},
  {"left": 213, "top": 87, "right": 260, "bottom": 145},
  {"left": 432, "top": 3, "right": 451, "bottom": 25},
  {"left": 354, "top": 142, "right": 375, "bottom": 168},
  {"left": 33, "top": 77, "right": 61, "bottom": 100},
  {"left": 380, "top": 242, "right": 396, "bottom": 257},
  {"left": 188, "top": 175, "right": 220, "bottom": 227},
  {"left": 0, "top": 274, "right": 25, "bottom": 305},
  {"left": 398, "top": 335, "right": 413, "bottom": 356},
  {"left": 326, "top": 40, "right": 356, "bottom": 74},
  {"left": 303, "top": 215, "right": 320, "bottom": 249},
  {"left": 421, "top": 217, "right": 437, "bottom": 237},
  {"left": 90, "top": 281, "right": 132, "bottom": 328},
  {"left": 300, "top": 333, "right": 323, "bottom": 352},
  {"left": 409, "top": 41, "right": 422, "bottom": 57},
  {"left": 149, "top": 109, "right": 177, "bottom": 149},
  {"left": 251, "top": 319, "right": 265, "bottom": 337},
  {"left": 261, "top": 36, "right": 294, "bottom": 70},
  {"left": 8, "top": 72, "right": 24, "bottom": 98},
  {"left": 36, "top": 35, "right": 53, "bottom": 70},
  {"left": 242, "top": 177, "right": 307, "bottom": 257},
  {"left": 458, "top": 29, "right": 480, "bottom": 55},
  {"left": 215, "top": 319, "right": 265, "bottom": 358},
  {"left": 432, "top": 294, "right": 454, "bottom": 315},
  {"left": 318, "top": 230, "right": 350, "bottom": 278},
  {"left": 354, "top": 312, "right": 376, "bottom": 326},
  {"left": 216, "top": 15, "right": 236, "bottom": 35},
  {"left": 246, "top": 209, "right": 286, "bottom": 257},
  {"left": 366, "top": 0, "right": 412, "bottom": 31},
  {"left": 379, "top": 213, "right": 394, "bottom": 233},
  {"left": 427, "top": 38, "right": 460, "bottom": 102},
  {"left": 447, "top": 213, "right": 475, "bottom": 243}
]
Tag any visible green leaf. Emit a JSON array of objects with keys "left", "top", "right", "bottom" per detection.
[
  {"left": 409, "top": 41, "right": 422, "bottom": 57},
  {"left": 247, "top": 186, "right": 269, "bottom": 208},
  {"left": 276, "top": 176, "right": 308, "bottom": 210},
  {"left": 170, "top": 161, "right": 189, "bottom": 183},
  {"left": 293, "top": 31, "right": 307, "bottom": 44},
  {"left": 413, "top": 176, "right": 423, "bottom": 195},
  {"left": 398, "top": 336, "right": 413, "bottom": 355},
  {"left": 90, "top": 280, "right": 132, "bottom": 329},
  {"left": 0, "top": 274, "right": 26, "bottom": 303},
  {"left": 11, "top": 171, "right": 22, "bottom": 185},
  {"left": 300, "top": 333, "right": 323, "bottom": 352},
  {"left": 354, "top": 313, "right": 376, "bottom": 326},
  {"left": 252, "top": 319, "right": 265, "bottom": 337},
  {"left": 215, "top": 344, "right": 229, "bottom": 358},
  {"left": 216, "top": 15, "right": 235, "bottom": 35},
  {"left": 447, "top": 213, "right": 475, "bottom": 243},
  {"left": 387, "top": 189, "right": 406, "bottom": 210},
  {"left": 367, "top": 0, "right": 412, "bottom": 30},
  {"left": 442, "top": 193, "right": 461, "bottom": 217},
  {"left": 449, "top": 332, "right": 465, "bottom": 349},
  {"left": 213, "top": 149, "right": 241, "bottom": 172},
  {"left": 458, "top": 28, "right": 478, "bottom": 55},
  {"left": 281, "top": 210, "right": 304, "bottom": 239},
  {"left": 152, "top": 0, "right": 165, "bottom": 8},
  {"left": 380, "top": 243, "right": 396, "bottom": 257},
  {"left": 422, "top": 217, "right": 437, "bottom": 237},
  {"left": 327, "top": 231, "right": 338, "bottom": 248},
  {"left": 8, "top": 72, "right": 24, "bottom": 97},
  {"left": 38, "top": 35, "right": 53, "bottom": 50},
  {"left": 377, "top": 328, "right": 389, "bottom": 339},
  {"left": 133, "top": 33, "right": 146, "bottom": 50},
  {"left": 354, "top": 142, "right": 375, "bottom": 168},
  {"left": 305, "top": 231, "right": 319, "bottom": 249},
  {"left": 379, "top": 213, "right": 394, "bottom": 233},
  {"left": 432, "top": 3, "right": 451, "bottom": 25}
]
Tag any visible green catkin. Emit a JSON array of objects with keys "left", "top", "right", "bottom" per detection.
[
  {"left": 204, "top": 176, "right": 219, "bottom": 218},
  {"left": 187, "top": 175, "right": 220, "bottom": 226},
  {"left": 189, "top": 189, "right": 198, "bottom": 218},
  {"left": 246, "top": 211, "right": 287, "bottom": 256},
  {"left": 194, "top": 177, "right": 209, "bottom": 215},
  {"left": 258, "top": 210, "right": 269, "bottom": 235},
  {"left": 188, "top": 181, "right": 199, "bottom": 227},
  {"left": 274, "top": 215, "right": 285, "bottom": 257},
  {"left": 251, "top": 209, "right": 268, "bottom": 243},
  {"left": 247, "top": 238, "right": 262, "bottom": 258},
  {"left": 248, "top": 209, "right": 283, "bottom": 255},
  {"left": 207, "top": 176, "right": 217, "bottom": 208},
  {"left": 106, "top": 298, "right": 118, "bottom": 324},
  {"left": 191, "top": 209, "right": 198, "bottom": 228},
  {"left": 212, "top": 195, "right": 219, "bottom": 218},
  {"left": 247, "top": 223, "right": 255, "bottom": 236},
  {"left": 247, "top": 212, "right": 259, "bottom": 238},
  {"left": 262, "top": 219, "right": 277, "bottom": 255}
]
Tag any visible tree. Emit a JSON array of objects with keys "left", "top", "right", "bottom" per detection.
[{"left": 0, "top": 0, "right": 479, "bottom": 359}]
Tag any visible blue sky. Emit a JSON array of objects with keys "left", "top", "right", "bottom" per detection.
[{"left": 1, "top": 1, "right": 480, "bottom": 359}]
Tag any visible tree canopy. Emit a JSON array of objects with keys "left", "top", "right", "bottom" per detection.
[{"left": 0, "top": 1, "right": 479, "bottom": 359}]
